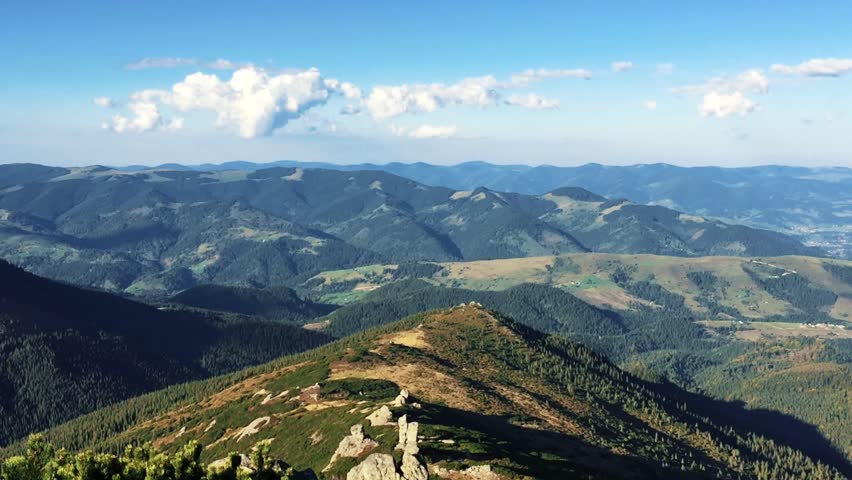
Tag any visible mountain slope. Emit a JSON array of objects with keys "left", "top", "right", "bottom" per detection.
[
  {"left": 305, "top": 255, "right": 852, "bottom": 322},
  {"left": 170, "top": 284, "right": 336, "bottom": 321},
  {"left": 0, "top": 164, "right": 821, "bottom": 295},
  {"left": 0, "top": 259, "right": 333, "bottom": 446},
  {"left": 146, "top": 160, "right": 851, "bottom": 258},
  {"left": 15, "top": 306, "right": 844, "bottom": 479}
]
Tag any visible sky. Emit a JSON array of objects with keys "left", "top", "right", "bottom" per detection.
[{"left": 1, "top": 1, "right": 851, "bottom": 167}]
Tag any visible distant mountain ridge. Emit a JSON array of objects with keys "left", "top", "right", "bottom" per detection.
[
  {"left": 0, "top": 163, "right": 821, "bottom": 295},
  {"left": 113, "top": 159, "right": 852, "bottom": 258}
]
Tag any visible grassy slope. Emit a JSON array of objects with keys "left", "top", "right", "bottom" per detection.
[
  {"left": 8, "top": 307, "right": 844, "bottom": 479},
  {"left": 305, "top": 254, "right": 852, "bottom": 321}
]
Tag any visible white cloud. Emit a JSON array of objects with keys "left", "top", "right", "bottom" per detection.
[
  {"left": 674, "top": 69, "right": 769, "bottom": 96},
  {"left": 340, "top": 104, "right": 361, "bottom": 115},
  {"left": 323, "top": 78, "right": 362, "bottom": 99},
  {"left": 674, "top": 69, "right": 767, "bottom": 118},
  {"left": 407, "top": 124, "right": 458, "bottom": 138},
  {"left": 611, "top": 61, "right": 633, "bottom": 72},
  {"left": 93, "top": 96, "right": 116, "bottom": 108},
  {"left": 644, "top": 100, "right": 657, "bottom": 111},
  {"left": 509, "top": 68, "right": 592, "bottom": 86},
  {"left": 166, "top": 118, "right": 184, "bottom": 131},
  {"left": 105, "top": 97, "right": 163, "bottom": 133},
  {"left": 365, "top": 75, "right": 500, "bottom": 120},
  {"left": 107, "top": 66, "right": 354, "bottom": 138},
  {"left": 656, "top": 63, "right": 675, "bottom": 75},
  {"left": 771, "top": 58, "right": 852, "bottom": 77},
  {"left": 504, "top": 93, "right": 558, "bottom": 109},
  {"left": 698, "top": 91, "right": 757, "bottom": 118},
  {"left": 125, "top": 57, "right": 249, "bottom": 71}
]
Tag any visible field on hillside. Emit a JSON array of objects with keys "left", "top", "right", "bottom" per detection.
[{"left": 304, "top": 254, "right": 852, "bottom": 323}]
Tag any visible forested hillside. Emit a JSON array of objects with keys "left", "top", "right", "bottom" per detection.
[
  {"left": 3, "top": 306, "right": 845, "bottom": 479},
  {"left": 0, "top": 164, "right": 820, "bottom": 296},
  {"left": 0, "top": 260, "right": 332, "bottom": 447},
  {"left": 170, "top": 284, "right": 335, "bottom": 321},
  {"left": 304, "top": 267, "right": 852, "bottom": 466},
  {"left": 132, "top": 160, "right": 852, "bottom": 259}
]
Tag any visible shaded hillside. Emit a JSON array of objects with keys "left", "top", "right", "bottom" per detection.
[
  {"left": 320, "top": 280, "right": 627, "bottom": 340},
  {"left": 171, "top": 284, "right": 336, "bottom": 321},
  {"left": 0, "top": 164, "right": 819, "bottom": 295},
  {"left": 0, "top": 260, "right": 333, "bottom": 446},
  {"left": 7, "top": 306, "right": 845, "bottom": 478}
]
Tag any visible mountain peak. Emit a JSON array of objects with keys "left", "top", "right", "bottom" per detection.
[
  {"left": 546, "top": 186, "right": 607, "bottom": 202},
  {"left": 34, "top": 304, "right": 840, "bottom": 479}
]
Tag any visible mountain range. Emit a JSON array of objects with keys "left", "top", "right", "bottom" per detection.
[
  {"left": 121, "top": 160, "right": 852, "bottom": 258},
  {"left": 0, "top": 163, "right": 821, "bottom": 296}
]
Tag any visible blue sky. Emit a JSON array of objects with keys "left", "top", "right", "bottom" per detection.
[{"left": 1, "top": 1, "right": 851, "bottom": 167}]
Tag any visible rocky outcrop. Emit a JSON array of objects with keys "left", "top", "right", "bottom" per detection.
[
  {"left": 396, "top": 415, "right": 419, "bottom": 454},
  {"left": 208, "top": 454, "right": 252, "bottom": 472},
  {"left": 391, "top": 389, "right": 410, "bottom": 407},
  {"left": 324, "top": 424, "right": 379, "bottom": 472},
  {"left": 233, "top": 417, "right": 271, "bottom": 441},
  {"left": 400, "top": 452, "right": 428, "bottom": 480},
  {"left": 366, "top": 405, "right": 394, "bottom": 426},
  {"left": 433, "top": 464, "right": 501, "bottom": 480},
  {"left": 346, "top": 453, "right": 400, "bottom": 480},
  {"left": 346, "top": 412, "right": 429, "bottom": 480}
]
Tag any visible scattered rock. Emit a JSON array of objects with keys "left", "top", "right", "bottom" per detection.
[
  {"left": 396, "top": 415, "right": 419, "bottom": 454},
  {"left": 391, "top": 389, "right": 410, "bottom": 407},
  {"left": 464, "top": 465, "right": 500, "bottom": 480},
  {"left": 324, "top": 424, "right": 379, "bottom": 472},
  {"left": 346, "top": 453, "right": 400, "bottom": 480},
  {"left": 300, "top": 383, "right": 321, "bottom": 403},
  {"left": 366, "top": 405, "right": 394, "bottom": 426},
  {"left": 433, "top": 465, "right": 501, "bottom": 480},
  {"left": 208, "top": 454, "right": 252, "bottom": 472},
  {"left": 175, "top": 426, "right": 186, "bottom": 438},
  {"left": 203, "top": 419, "right": 217, "bottom": 433},
  {"left": 401, "top": 452, "right": 428, "bottom": 480},
  {"left": 310, "top": 430, "right": 324, "bottom": 445},
  {"left": 233, "top": 417, "right": 271, "bottom": 441}
]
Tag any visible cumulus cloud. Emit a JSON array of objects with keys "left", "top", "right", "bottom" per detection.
[
  {"left": 106, "top": 66, "right": 357, "bottom": 137},
  {"left": 104, "top": 96, "right": 164, "bottom": 133},
  {"left": 407, "top": 124, "right": 458, "bottom": 138},
  {"left": 509, "top": 68, "right": 592, "bottom": 86},
  {"left": 166, "top": 118, "right": 184, "bottom": 131},
  {"left": 340, "top": 104, "right": 361, "bottom": 115},
  {"left": 698, "top": 91, "right": 757, "bottom": 118},
  {"left": 644, "top": 100, "right": 657, "bottom": 111},
  {"left": 365, "top": 75, "right": 500, "bottom": 120},
  {"left": 93, "top": 96, "right": 116, "bottom": 108},
  {"left": 674, "top": 69, "right": 768, "bottom": 118},
  {"left": 674, "top": 69, "right": 769, "bottom": 96},
  {"left": 656, "top": 63, "right": 675, "bottom": 75},
  {"left": 771, "top": 58, "right": 852, "bottom": 77},
  {"left": 504, "top": 93, "right": 558, "bottom": 109},
  {"left": 363, "top": 68, "right": 586, "bottom": 120},
  {"left": 125, "top": 57, "right": 249, "bottom": 71},
  {"left": 611, "top": 61, "right": 633, "bottom": 72}
]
